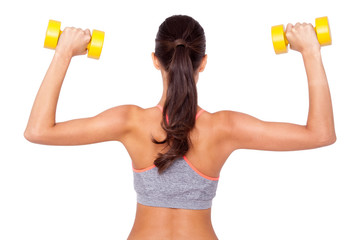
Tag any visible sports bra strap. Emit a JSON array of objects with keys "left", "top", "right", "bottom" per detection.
[
  {"left": 195, "top": 109, "right": 205, "bottom": 120},
  {"left": 156, "top": 105, "right": 163, "bottom": 112},
  {"left": 156, "top": 105, "right": 169, "bottom": 123}
]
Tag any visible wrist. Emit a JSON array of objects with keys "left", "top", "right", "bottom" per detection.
[
  {"left": 54, "top": 47, "right": 73, "bottom": 61},
  {"left": 301, "top": 47, "right": 321, "bottom": 59}
]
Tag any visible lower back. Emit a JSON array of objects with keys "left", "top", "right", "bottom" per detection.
[{"left": 127, "top": 203, "right": 218, "bottom": 240}]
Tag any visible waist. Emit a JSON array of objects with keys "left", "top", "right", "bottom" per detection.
[{"left": 128, "top": 202, "right": 218, "bottom": 240}]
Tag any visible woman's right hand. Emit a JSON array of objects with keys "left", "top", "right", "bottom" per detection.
[
  {"left": 55, "top": 27, "right": 91, "bottom": 58},
  {"left": 285, "top": 22, "right": 320, "bottom": 55}
]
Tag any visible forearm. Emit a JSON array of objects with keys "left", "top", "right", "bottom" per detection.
[
  {"left": 25, "top": 52, "right": 71, "bottom": 134},
  {"left": 302, "top": 50, "right": 336, "bottom": 141}
]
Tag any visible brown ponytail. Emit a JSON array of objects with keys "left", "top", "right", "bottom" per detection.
[{"left": 152, "top": 15, "right": 206, "bottom": 174}]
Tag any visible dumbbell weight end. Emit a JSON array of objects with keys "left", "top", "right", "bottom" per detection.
[
  {"left": 271, "top": 24, "right": 289, "bottom": 54},
  {"left": 315, "top": 17, "right": 332, "bottom": 46},
  {"left": 44, "top": 20, "right": 61, "bottom": 50},
  {"left": 87, "top": 30, "right": 105, "bottom": 59}
]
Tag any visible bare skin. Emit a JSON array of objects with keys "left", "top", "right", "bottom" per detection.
[{"left": 24, "top": 22, "right": 336, "bottom": 239}]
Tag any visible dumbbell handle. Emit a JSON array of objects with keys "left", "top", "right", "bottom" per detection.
[
  {"left": 275, "top": 24, "right": 330, "bottom": 46},
  {"left": 56, "top": 30, "right": 99, "bottom": 51}
]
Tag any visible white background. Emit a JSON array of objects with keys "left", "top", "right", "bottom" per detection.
[{"left": 1, "top": 0, "right": 359, "bottom": 239}]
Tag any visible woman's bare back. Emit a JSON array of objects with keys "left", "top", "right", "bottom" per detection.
[{"left": 124, "top": 106, "right": 230, "bottom": 239}]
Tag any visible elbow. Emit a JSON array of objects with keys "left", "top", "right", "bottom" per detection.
[
  {"left": 24, "top": 128, "right": 44, "bottom": 144},
  {"left": 315, "top": 132, "right": 337, "bottom": 147},
  {"left": 306, "top": 124, "right": 336, "bottom": 148}
]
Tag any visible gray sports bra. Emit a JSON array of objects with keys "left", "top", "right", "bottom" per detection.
[{"left": 132, "top": 105, "right": 220, "bottom": 210}]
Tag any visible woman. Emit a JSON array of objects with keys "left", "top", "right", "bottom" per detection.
[{"left": 24, "top": 15, "right": 336, "bottom": 239}]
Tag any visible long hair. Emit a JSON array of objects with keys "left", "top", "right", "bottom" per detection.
[{"left": 152, "top": 15, "right": 206, "bottom": 174}]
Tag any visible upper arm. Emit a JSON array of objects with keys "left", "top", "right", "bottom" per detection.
[
  {"left": 216, "top": 110, "right": 335, "bottom": 152},
  {"left": 25, "top": 105, "right": 139, "bottom": 146}
]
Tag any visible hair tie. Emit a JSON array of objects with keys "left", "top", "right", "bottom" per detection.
[{"left": 174, "top": 39, "right": 187, "bottom": 48}]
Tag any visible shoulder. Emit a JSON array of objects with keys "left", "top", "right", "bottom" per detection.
[
  {"left": 206, "top": 110, "right": 261, "bottom": 149},
  {"left": 194, "top": 110, "right": 237, "bottom": 141},
  {"left": 105, "top": 104, "right": 163, "bottom": 128},
  {"left": 98, "top": 105, "right": 143, "bottom": 137},
  {"left": 101, "top": 104, "right": 143, "bottom": 121},
  {"left": 208, "top": 110, "right": 252, "bottom": 130},
  {"left": 211, "top": 110, "right": 260, "bottom": 127}
]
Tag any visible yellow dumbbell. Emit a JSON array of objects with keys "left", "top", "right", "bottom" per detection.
[
  {"left": 271, "top": 16, "right": 331, "bottom": 54},
  {"left": 44, "top": 20, "right": 105, "bottom": 59}
]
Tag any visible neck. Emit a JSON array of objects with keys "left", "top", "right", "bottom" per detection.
[
  {"left": 157, "top": 71, "right": 200, "bottom": 108},
  {"left": 157, "top": 72, "right": 168, "bottom": 107}
]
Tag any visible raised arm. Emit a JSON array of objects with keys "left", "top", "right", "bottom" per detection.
[
  {"left": 24, "top": 27, "right": 135, "bottom": 145},
  {"left": 218, "top": 22, "right": 336, "bottom": 152}
]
